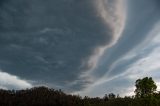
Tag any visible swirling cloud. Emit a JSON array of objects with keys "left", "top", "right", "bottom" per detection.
[
  {"left": 77, "top": 0, "right": 160, "bottom": 96},
  {"left": 0, "top": 0, "right": 160, "bottom": 97},
  {"left": 0, "top": 0, "right": 122, "bottom": 91}
]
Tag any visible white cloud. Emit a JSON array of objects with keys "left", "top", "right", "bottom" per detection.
[
  {"left": 157, "top": 82, "right": 160, "bottom": 91},
  {"left": 0, "top": 70, "right": 32, "bottom": 90}
]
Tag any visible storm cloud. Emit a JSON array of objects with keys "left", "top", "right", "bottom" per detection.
[
  {"left": 0, "top": 0, "right": 121, "bottom": 91},
  {"left": 0, "top": 0, "right": 160, "bottom": 96}
]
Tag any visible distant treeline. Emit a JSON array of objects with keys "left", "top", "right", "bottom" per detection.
[{"left": 0, "top": 86, "right": 160, "bottom": 106}]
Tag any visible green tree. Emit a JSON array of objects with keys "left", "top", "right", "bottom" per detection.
[{"left": 135, "top": 77, "right": 157, "bottom": 98}]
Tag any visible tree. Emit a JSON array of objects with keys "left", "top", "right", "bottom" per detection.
[
  {"left": 108, "top": 93, "right": 116, "bottom": 99},
  {"left": 134, "top": 77, "right": 157, "bottom": 98}
]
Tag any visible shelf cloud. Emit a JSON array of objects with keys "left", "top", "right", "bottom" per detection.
[{"left": 0, "top": 0, "right": 160, "bottom": 97}]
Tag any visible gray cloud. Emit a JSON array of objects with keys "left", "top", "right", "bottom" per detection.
[
  {"left": 79, "top": 0, "right": 160, "bottom": 97},
  {"left": 0, "top": 0, "right": 113, "bottom": 91},
  {"left": 1, "top": 0, "right": 160, "bottom": 97},
  {"left": 90, "top": 0, "right": 160, "bottom": 79}
]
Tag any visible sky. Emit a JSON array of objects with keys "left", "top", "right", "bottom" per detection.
[{"left": 0, "top": 0, "right": 160, "bottom": 97}]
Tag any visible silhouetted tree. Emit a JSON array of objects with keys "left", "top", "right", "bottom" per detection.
[
  {"left": 0, "top": 77, "right": 160, "bottom": 106},
  {"left": 134, "top": 77, "right": 157, "bottom": 98},
  {"left": 108, "top": 93, "right": 116, "bottom": 99},
  {"left": 103, "top": 94, "right": 109, "bottom": 101}
]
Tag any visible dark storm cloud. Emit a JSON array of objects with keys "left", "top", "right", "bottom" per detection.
[
  {"left": 77, "top": 0, "right": 160, "bottom": 97},
  {"left": 0, "top": 0, "right": 112, "bottom": 91},
  {"left": 91, "top": 0, "right": 160, "bottom": 78}
]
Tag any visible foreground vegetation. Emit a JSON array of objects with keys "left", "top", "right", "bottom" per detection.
[{"left": 0, "top": 77, "right": 160, "bottom": 106}]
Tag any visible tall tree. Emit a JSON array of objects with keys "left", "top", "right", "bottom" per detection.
[{"left": 134, "top": 77, "right": 157, "bottom": 98}]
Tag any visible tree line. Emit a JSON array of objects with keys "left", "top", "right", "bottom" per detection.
[{"left": 0, "top": 77, "right": 160, "bottom": 106}]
